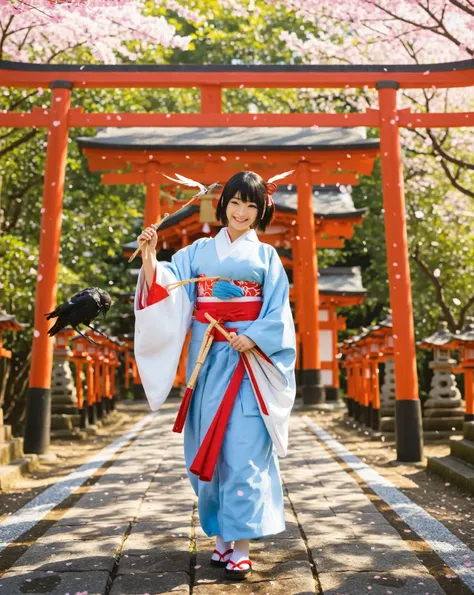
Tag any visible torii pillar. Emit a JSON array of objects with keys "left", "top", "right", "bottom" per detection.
[
  {"left": 297, "top": 161, "right": 325, "bottom": 404},
  {"left": 24, "top": 81, "right": 72, "bottom": 454},
  {"left": 377, "top": 81, "right": 423, "bottom": 462}
]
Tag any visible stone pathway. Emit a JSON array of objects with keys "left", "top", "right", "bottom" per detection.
[{"left": 0, "top": 404, "right": 453, "bottom": 594}]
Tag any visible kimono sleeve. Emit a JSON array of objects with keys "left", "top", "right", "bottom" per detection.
[
  {"left": 133, "top": 244, "right": 198, "bottom": 411},
  {"left": 243, "top": 246, "right": 296, "bottom": 382},
  {"left": 241, "top": 246, "right": 297, "bottom": 457}
]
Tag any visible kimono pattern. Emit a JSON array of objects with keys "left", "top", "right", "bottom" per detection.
[{"left": 134, "top": 228, "right": 296, "bottom": 541}]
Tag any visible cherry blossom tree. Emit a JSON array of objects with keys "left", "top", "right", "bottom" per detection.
[
  {"left": 277, "top": 0, "right": 472, "bottom": 63},
  {"left": 0, "top": 0, "right": 191, "bottom": 63}
]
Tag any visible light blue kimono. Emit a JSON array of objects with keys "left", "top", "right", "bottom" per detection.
[{"left": 139, "top": 228, "right": 296, "bottom": 541}]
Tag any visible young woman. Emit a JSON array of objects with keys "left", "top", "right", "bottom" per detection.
[{"left": 134, "top": 170, "right": 296, "bottom": 580}]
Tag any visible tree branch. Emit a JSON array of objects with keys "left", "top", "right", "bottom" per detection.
[
  {"left": 417, "top": 0, "right": 474, "bottom": 54},
  {"left": 426, "top": 128, "right": 474, "bottom": 171},
  {"left": 0, "top": 15, "right": 14, "bottom": 60},
  {"left": 448, "top": 0, "right": 474, "bottom": 18},
  {"left": 459, "top": 292, "right": 474, "bottom": 327},
  {"left": 412, "top": 244, "right": 458, "bottom": 331},
  {"left": 368, "top": 1, "right": 473, "bottom": 55},
  {"left": 0, "top": 129, "right": 38, "bottom": 159},
  {"left": 3, "top": 175, "right": 43, "bottom": 232},
  {"left": 439, "top": 159, "right": 474, "bottom": 199}
]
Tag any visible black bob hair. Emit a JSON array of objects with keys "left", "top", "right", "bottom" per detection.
[{"left": 215, "top": 171, "right": 275, "bottom": 232}]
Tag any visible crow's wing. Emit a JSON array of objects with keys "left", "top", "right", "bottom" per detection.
[
  {"left": 47, "top": 299, "right": 91, "bottom": 336},
  {"left": 45, "top": 298, "right": 80, "bottom": 320},
  {"left": 67, "top": 295, "right": 101, "bottom": 327},
  {"left": 70, "top": 287, "right": 101, "bottom": 305}
]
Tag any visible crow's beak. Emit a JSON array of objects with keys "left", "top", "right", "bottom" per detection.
[{"left": 103, "top": 310, "right": 107, "bottom": 320}]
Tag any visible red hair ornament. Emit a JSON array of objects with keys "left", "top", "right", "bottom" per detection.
[{"left": 262, "top": 170, "right": 294, "bottom": 218}]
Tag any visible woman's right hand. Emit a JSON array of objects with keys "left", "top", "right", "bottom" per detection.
[{"left": 137, "top": 226, "right": 158, "bottom": 254}]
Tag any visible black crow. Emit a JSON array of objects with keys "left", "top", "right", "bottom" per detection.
[{"left": 45, "top": 287, "right": 112, "bottom": 345}]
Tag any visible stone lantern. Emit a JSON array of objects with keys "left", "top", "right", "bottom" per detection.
[
  {"left": 426, "top": 318, "right": 474, "bottom": 489},
  {"left": 418, "top": 321, "right": 464, "bottom": 426},
  {"left": 51, "top": 329, "right": 78, "bottom": 417},
  {"left": 0, "top": 310, "right": 27, "bottom": 459}
]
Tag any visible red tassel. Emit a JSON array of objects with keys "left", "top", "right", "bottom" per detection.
[{"left": 173, "top": 386, "right": 193, "bottom": 433}]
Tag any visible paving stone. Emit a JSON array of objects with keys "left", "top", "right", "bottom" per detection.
[
  {"left": 135, "top": 512, "right": 192, "bottom": 534},
  {"left": 146, "top": 477, "right": 193, "bottom": 493},
  {"left": 293, "top": 487, "right": 362, "bottom": 499},
  {"left": 309, "top": 538, "right": 428, "bottom": 573},
  {"left": 287, "top": 491, "right": 334, "bottom": 508},
  {"left": 54, "top": 516, "right": 132, "bottom": 529},
  {"left": 126, "top": 521, "right": 191, "bottom": 549},
  {"left": 290, "top": 503, "right": 337, "bottom": 518},
  {"left": 0, "top": 570, "right": 109, "bottom": 595},
  {"left": 140, "top": 501, "right": 193, "bottom": 516},
  {"left": 284, "top": 480, "right": 324, "bottom": 492},
  {"left": 59, "top": 492, "right": 143, "bottom": 523},
  {"left": 193, "top": 573, "right": 316, "bottom": 594},
  {"left": 10, "top": 533, "right": 123, "bottom": 572},
  {"left": 319, "top": 478, "right": 361, "bottom": 491},
  {"left": 328, "top": 498, "right": 379, "bottom": 514},
  {"left": 195, "top": 536, "right": 308, "bottom": 570},
  {"left": 352, "top": 522, "right": 402, "bottom": 541},
  {"left": 43, "top": 521, "right": 130, "bottom": 541},
  {"left": 318, "top": 570, "right": 446, "bottom": 595},
  {"left": 335, "top": 511, "right": 391, "bottom": 525},
  {"left": 110, "top": 571, "right": 189, "bottom": 594},
  {"left": 194, "top": 554, "right": 314, "bottom": 585},
  {"left": 298, "top": 514, "right": 356, "bottom": 540},
  {"left": 119, "top": 537, "right": 191, "bottom": 574}
]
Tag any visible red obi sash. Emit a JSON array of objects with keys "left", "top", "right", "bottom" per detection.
[
  {"left": 194, "top": 301, "right": 261, "bottom": 341},
  {"left": 174, "top": 301, "right": 262, "bottom": 483}
]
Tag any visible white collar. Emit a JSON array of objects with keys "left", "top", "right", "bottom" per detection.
[{"left": 214, "top": 227, "right": 259, "bottom": 262}]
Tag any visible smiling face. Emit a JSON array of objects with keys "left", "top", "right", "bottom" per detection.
[
  {"left": 216, "top": 171, "right": 275, "bottom": 232},
  {"left": 225, "top": 193, "right": 259, "bottom": 233}
]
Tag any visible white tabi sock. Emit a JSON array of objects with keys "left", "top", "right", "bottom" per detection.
[
  {"left": 227, "top": 539, "right": 250, "bottom": 570},
  {"left": 211, "top": 535, "right": 233, "bottom": 562}
]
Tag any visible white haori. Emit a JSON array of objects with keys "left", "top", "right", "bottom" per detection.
[{"left": 134, "top": 262, "right": 192, "bottom": 411}]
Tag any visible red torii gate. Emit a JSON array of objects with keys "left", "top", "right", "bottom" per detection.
[{"left": 1, "top": 59, "right": 473, "bottom": 462}]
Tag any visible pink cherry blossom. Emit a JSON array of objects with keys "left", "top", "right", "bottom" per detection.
[{"left": 0, "top": 1, "right": 191, "bottom": 63}]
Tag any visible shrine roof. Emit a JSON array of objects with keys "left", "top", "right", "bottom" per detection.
[
  {"left": 317, "top": 267, "right": 366, "bottom": 296},
  {"left": 0, "top": 311, "right": 27, "bottom": 330},
  {"left": 272, "top": 185, "right": 365, "bottom": 218},
  {"left": 77, "top": 126, "right": 379, "bottom": 152},
  {"left": 285, "top": 266, "right": 366, "bottom": 296}
]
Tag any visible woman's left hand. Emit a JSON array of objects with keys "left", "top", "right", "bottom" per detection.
[{"left": 228, "top": 333, "right": 256, "bottom": 353}]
